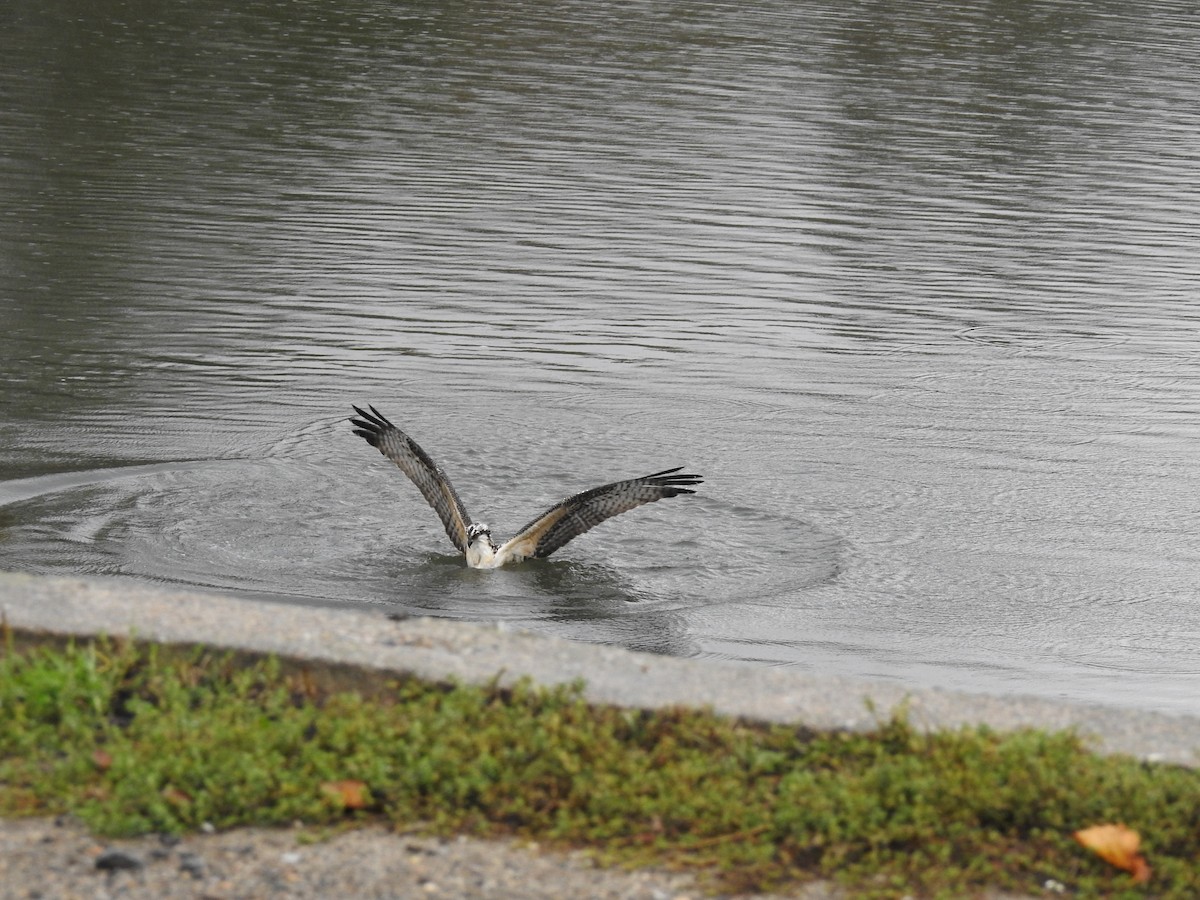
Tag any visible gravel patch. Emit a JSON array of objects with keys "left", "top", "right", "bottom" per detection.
[{"left": 0, "top": 816, "right": 842, "bottom": 900}]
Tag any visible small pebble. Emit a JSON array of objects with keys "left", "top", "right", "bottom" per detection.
[
  {"left": 179, "top": 851, "right": 207, "bottom": 878},
  {"left": 95, "top": 848, "right": 143, "bottom": 871}
]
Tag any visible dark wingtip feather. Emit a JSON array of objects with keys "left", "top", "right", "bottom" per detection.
[
  {"left": 648, "top": 468, "right": 703, "bottom": 487},
  {"left": 366, "top": 404, "right": 396, "bottom": 427},
  {"left": 350, "top": 404, "right": 394, "bottom": 447},
  {"left": 642, "top": 467, "right": 702, "bottom": 499},
  {"left": 351, "top": 427, "right": 380, "bottom": 446}
]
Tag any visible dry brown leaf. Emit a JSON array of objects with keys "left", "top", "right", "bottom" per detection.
[
  {"left": 1074, "top": 823, "right": 1151, "bottom": 883},
  {"left": 286, "top": 670, "right": 321, "bottom": 701},
  {"left": 320, "top": 779, "right": 369, "bottom": 809},
  {"left": 91, "top": 749, "right": 113, "bottom": 771},
  {"left": 161, "top": 786, "right": 192, "bottom": 807}
]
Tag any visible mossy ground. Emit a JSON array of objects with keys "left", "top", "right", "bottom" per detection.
[{"left": 1, "top": 634, "right": 1197, "bottom": 898}]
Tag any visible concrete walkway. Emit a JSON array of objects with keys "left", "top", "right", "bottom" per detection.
[{"left": 2, "top": 570, "right": 1197, "bottom": 767}]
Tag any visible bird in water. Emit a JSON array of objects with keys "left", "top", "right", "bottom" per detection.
[{"left": 349, "top": 404, "right": 703, "bottom": 569}]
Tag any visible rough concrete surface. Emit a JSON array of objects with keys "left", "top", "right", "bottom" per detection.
[{"left": 2, "top": 572, "right": 1198, "bottom": 765}]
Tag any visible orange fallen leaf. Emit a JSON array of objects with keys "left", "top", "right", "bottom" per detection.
[
  {"left": 320, "top": 779, "right": 369, "bottom": 809},
  {"left": 91, "top": 749, "right": 113, "bottom": 771},
  {"left": 1074, "top": 823, "right": 1151, "bottom": 883}
]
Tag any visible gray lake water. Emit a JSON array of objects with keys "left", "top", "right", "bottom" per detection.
[{"left": 3, "top": 0, "right": 1199, "bottom": 714}]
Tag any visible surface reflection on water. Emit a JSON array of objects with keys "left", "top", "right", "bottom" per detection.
[{"left": 2, "top": 0, "right": 1199, "bottom": 714}]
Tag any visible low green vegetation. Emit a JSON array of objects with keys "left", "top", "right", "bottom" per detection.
[{"left": 1, "top": 635, "right": 1197, "bottom": 898}]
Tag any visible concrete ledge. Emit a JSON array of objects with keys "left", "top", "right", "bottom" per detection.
[{"left": 2, "top": 570, "right": 1197, "bottom": 767}]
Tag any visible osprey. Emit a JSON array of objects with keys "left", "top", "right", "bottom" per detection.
[{"left": 350, "top": 405, "right": 703, "bottom": 568}]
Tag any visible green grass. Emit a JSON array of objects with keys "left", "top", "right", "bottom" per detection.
[{"left": 1, "top": 635, "right": 1197, "bottom": 898}]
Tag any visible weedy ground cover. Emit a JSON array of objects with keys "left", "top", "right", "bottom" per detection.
[{"left": 2, "top": 636, "right": 1197, "bottom": 898}]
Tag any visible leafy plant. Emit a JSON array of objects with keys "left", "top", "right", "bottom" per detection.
[{"left": 2, "top": 637, "right": 1197, "bottom": 898}]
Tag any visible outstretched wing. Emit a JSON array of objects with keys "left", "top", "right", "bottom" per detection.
[
  {"left": 349, "top": 405, "right": 473, "bottom": 554},
  {"left": 497, "top": 467, "right": 703, "bottom": 562}
]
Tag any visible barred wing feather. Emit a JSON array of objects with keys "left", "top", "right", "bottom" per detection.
[
  {"left": 498, "top": 467, "right": 703, "bottom": 562},
  {"left": 349, "top": 404, "right": 473, "bottom": 554}
]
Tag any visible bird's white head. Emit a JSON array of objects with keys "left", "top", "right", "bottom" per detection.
[
  {"left": 465, "top": 522, "right": 500, "bottom": 568},
  {"left": 467, "top": 522, "right": 497, "bottom": 551}
]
